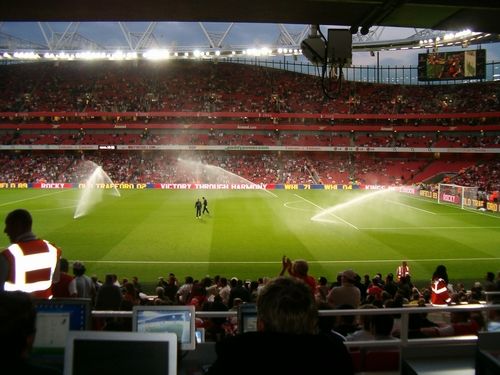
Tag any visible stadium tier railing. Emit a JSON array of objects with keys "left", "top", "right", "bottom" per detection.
[
  {"left": 91, "top": 304, "right": 500, "bottom": 373},
  {"left": 91, "top": 303, "right": 500, "bottom": 342},
  {"left": 484, "top": 291, "right": 500, "bottom": 303}
]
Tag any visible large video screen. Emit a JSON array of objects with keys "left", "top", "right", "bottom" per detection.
[{"left": 418, "top": 49, "right": 486, "bottom": 81}]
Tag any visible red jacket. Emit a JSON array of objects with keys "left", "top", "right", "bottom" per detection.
[{"left": 431, "top": 278, "right": 451, "bottom": 305}]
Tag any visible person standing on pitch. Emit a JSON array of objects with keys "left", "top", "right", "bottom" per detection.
[
  {"left": 0, "top": 209, "right": 61, "bottom": 299},
  {"left": 202, "top": 196, "right": 210, "bottom": 215},
  {"left": 195, "top": 198, "right": 202, "bottom": 219}
]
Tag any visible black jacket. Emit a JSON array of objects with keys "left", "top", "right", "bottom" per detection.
[{"left": 206, "top": 331, "right": 354, "bottom": 375}]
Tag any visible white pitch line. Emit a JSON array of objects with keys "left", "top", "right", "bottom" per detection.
[
  {"left": 73, "top": 257, "right": 500, "bottom": 265},
  {"left": 359, "top": 226, "right": 500, "bottom": 230},
  {"left": 387, "top": 199, "right": 436, "bottom": 215},
  {"left": 283, "top": 200, "right": 316, "bottom": 212},
  {"left": 0, "top": 189, "right": 69, "bottom": 207},
  {"left": 265, "top": 189, "right": 279, "bottom": 198},
  {"left": 293, "top": 193, "right": 359, "bottom": 230},
  {"left": 74, "top": 260, "right": 289, "bottom": 265},
  {"left": 402, "top": 194, "right": 500, "bottom": 219},
  {"left": 464, "top": 208, "right": 500, "bottom": 219},
  {"left": 33, "top": 205, "right": 77, "bottom": 212},
  {"left": 437, "top": 213, "right": 476, "bottom": 216}
]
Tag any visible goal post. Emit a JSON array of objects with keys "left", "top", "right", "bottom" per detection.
[{"left": 437, "top": 183, "right": 479, "bottom": 209}]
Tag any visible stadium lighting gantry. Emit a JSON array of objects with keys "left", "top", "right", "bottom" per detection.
[{"left": 0, "top": 27, "right": 495, "bottom": 62}]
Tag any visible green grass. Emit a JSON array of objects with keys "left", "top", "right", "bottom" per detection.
[{"left": 1, "top": 188, "right": 499, "bottom": 291}]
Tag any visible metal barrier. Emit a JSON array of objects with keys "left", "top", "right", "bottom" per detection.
[
  {"left": 91, "top": 304, "right": 499, "bottom": 373},
  {"left": 91, "top": 303, "right": 500, "bottom": 346}
]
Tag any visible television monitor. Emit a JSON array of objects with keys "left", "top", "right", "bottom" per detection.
[
  {"left": 64, "top": 331, "right": 177, "bottom": 375},
  {"left": 237, "top": 303, "right": 258, "bottom": 334},
  {"left": 132, "top": 305, "right": 196, "bottom": 351},
  {"left": 31, "top": 298, "right": 91, "bottom": 360}
]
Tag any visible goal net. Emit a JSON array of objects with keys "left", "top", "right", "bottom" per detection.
[{"left": 437, "top": 183, "right": 480, "bottom": 209}]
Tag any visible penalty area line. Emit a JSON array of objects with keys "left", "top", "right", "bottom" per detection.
[
  {"left": 386, "top": 199, "right": 436, "bottom": 215},
  {"left": 402, "top": 194, "right": 500, "bottom": 220},
  {"left": 293, "top": 193, "right": 358, "bottom": 230}
]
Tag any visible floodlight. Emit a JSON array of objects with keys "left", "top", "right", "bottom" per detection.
[{"left": 143, "top": 49, "right": 170, "bottom": 60}]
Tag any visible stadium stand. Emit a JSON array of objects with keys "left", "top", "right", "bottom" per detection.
[
  {"left": 0, "top": 62, "right": 498, "bottom": 194},
  {"left": 1, "top": 59, "right": 499, "bottom": 373},
  {"left": 0, "top": 61, "right": 499, "bottom": 120}
]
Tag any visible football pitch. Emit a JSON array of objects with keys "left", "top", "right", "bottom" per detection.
[{"left": 1, "top": 188, "right": 499, "bottom": 289}]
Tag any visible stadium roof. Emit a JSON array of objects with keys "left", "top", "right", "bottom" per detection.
[{"left": 1, "top": 0, "right": 500, "bottom": 35}]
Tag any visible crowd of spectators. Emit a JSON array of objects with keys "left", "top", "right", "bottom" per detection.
[
  {"left": 0, "top": 150, "right": 498, "bottom": 193},
  {"left": 50, "top": 258, "right": 500, "bottom": 343},
  {"left": 451, "top": 160, "right": 500, "bottom": 195},
  {"left": 2, "top": 128, "right": 500, "bottom": 149},
  {"left": 0, "top": 60, "right": 499, "bottom": 117}
]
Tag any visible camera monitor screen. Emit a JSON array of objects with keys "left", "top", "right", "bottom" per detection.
[
  {"left": 31, "top": 298, "right": 91, "bottom": 371},
  {"left": 132, "top": 305, "right": 196, "bottom": 351},
  {"left": 64, "top": 331, "right": 177, "bottom": 375},
  {"left": 33, "top": 298, "right": 91, "bottom": 351},
  {"left": 237, "top": 303, "right": 258, "bottom": 334}
]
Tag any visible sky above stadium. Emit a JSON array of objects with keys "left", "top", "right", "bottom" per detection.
[{"left": 2, "top": 21, "right": 500, "bottom": 66}]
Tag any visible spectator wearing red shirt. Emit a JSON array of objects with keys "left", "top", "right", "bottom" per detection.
[
  {"left": 280, "top": 256, "right": 316, "bottom": 293},
  {"left": 51, "top": 258, "right": 74, "bottom": 297},
  {"left": 366, "top": 276, "right": 384, "bottom": 302}
]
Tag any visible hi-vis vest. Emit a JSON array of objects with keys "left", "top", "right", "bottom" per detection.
[
  {"left": 396, "top": 265, "right": 410, "bottom": 280},
  {"left": 3, "top": 240, "right": 60, "bottom": 299}
]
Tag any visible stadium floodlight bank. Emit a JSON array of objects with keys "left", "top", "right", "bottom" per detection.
[{"left": 438, "top": 183, "right": 480, "bottom": 210}]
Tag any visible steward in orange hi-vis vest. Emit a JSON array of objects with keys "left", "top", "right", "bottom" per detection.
[
  {"left": 396, "top": 261, "right": 410, "bottom": 282},
  {"left": 1, "top": 209, "right": 61, "bottom": 299}
]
